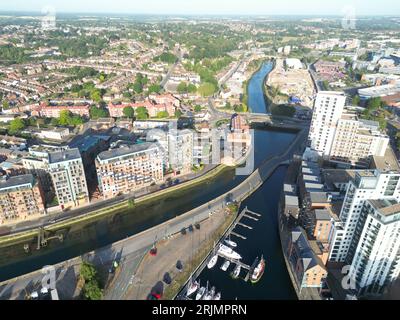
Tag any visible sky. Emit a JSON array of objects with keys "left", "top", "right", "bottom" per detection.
[{"left": 0, "top": 0, "right": 398, "bottom": 16}]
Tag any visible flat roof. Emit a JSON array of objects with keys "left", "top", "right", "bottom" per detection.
[
  {"left": 0, "top": 174, "right": 35, "bottom": 192},
  {"left": 315, "top": 209, "right": 331, "bottom": 221},
  {"left": 369, "top": 199, "right": 400, "bottom": 217},
  {"left": 48, "top": 148, "right": 81, "bottom": 164},
  {"left": 358, "top": 82, "right": 400, "bottom": 97},
  {"left": 310, "top": 192, "right": 329, "bottom": 204},
  {"left": 97, "top": 142, "right": 157, "bottom": 162},
  {"left": 285, "top": 195, "right": 299, "bottom": 206},
  {"left": 322, "top": 169, "right": 357, "bottom": 188},
  {"left": 371, "top": 147, "right": 400, "bottom": 172}
]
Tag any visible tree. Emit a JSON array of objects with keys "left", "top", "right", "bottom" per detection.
[
  {"left": 352, "top": 95, "right": 361, "bottom": 106},
  {"left": 123, "top": 106, "right": 135, "bottom": 119},
  {"left": 80, "top": 262, "right": 97, "bottom": 282},
  {"left": 194, "top": 105, "right": 202, "bottom": 112},
  {"left": 187, "top": 84, "right": 197, "bottom": 93},
  {"left": 156, "top": 111, "right": 169, "bottom": 119},
  {"left": 2, "top": 100, "right": 9, "bottom": 110},
  {"left": 83, "top": 280, "right": 103, "bottom": 300},
  {"left": 136, "top": 107, "right": 149, "bottom": 120},
  {"left": 90, "top": 106, "right": 109, "bottom": 119},
  {"left": 90, "top": 89, "right": 102, "bottom": 103},
  {"left": 148, "top": 84, "right": 162, "bottom": 94},
  {"left": 58, "top": 110, "right": 84, "bottom": 127},
  {"left": 198, "top": 83, "right": 216, "bottom": 97},
  {"left": 59, "top": 110, "right": 72, "bottom": 126},
  {"left": 367, "top": 97, "right": 383, "bottom": 111},
  {"left": 177, "top": 82, "right": 188, "bottom": 94},
  {"left": 175, "top": 109, "right": 183, "bottom": 118},
  {"left": 8, "top": 118, "right": 26, "bottom": 134}
]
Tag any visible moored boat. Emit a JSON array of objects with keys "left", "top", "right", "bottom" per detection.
[
  {"left": 221, "top": 260, "right": 231, "bottom": 272},
  {"left": 207, "top": 254, "right": 218, "bottom": 269},
  {"left": 251, "top": 255, "right": 265, "bottom": 284},
  {"left": 224, "top": 237, "right": 237, "bottom": 248},
  {"left": 218, "top": 244, "right": 242, "bottom": 260},
  {"left": 195, "top": 286, "right": 206, "bottom": 300},
  {"left": 186, "top": 279, "right": 200, "bottom": 297},
  {"left": 231, "top": 264, "right": 241, "bottom": 279}
]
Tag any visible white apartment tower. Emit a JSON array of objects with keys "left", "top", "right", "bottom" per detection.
[
  {"left": 329, "top": 170, "right": 400, "bottom": 264},
  {"left": 48, "top": 148, "right": 89, "bottom": 209},
  {"left": 308, "top": 91, "right": 346, "bottom": 157},
  {"left": 168, "top": 129, "right": 194, "bottom": 174},
  {"left": 330, "top": 116, "right": 389, "bottom": 167},
  {"left": 348, "top": 199, "right": 400, "bottom": 295}
]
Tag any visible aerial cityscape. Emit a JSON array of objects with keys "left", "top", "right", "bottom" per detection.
[{"left": 0, "top": 0, "right": 400, "bottom": 305}]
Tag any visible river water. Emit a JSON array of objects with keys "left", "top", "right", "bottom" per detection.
[
  {"left": 0, "top": 62, "right": 296, "bottom": 300},
  {"left": 195, "top": 61, "right": 297, "bottom": 299}
]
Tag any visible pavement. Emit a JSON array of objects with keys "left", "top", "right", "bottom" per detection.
[{"left": 121, "top": 209, "right": 229, "bottom": 300}]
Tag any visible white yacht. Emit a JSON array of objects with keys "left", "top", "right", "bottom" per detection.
[
  {"left": 221, "top": 260, "right": 231, "bottom": 272},
  {"left": 207, "top": 254, "right": 218, "bottom": 269},
  {"left": 218, "top": 244, "right": 242, "bottom": 260}
]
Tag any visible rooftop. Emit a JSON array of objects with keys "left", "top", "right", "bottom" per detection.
[
  {"left": 0, "top": 174, "right": 35, "bottom": 192},
  {"left": 97, "top": 142, "right": 158, "bottom": 162},
  {"left": 358, "top": 82, "right": 400, "bottom": 98},
  {"left": 322, "top": 169, "right": 357, "bottom": 189},
  {"left": 371, "top": 147, "right": 400, "bottom": 172},
  {"left": 315, "top": 209, "right": 331, "bottom": 221},
  {"left": 48, "top": 148, "right": 82, "bottom": 164},
  {"left": 310, "top": 192, "right": 329, "bottom": 204},
  {"left": 369, "top": 199, "right": 400, "bottom": 217},
  {"left": 285, "top": 195, "right": 299, "bottom": 206}
]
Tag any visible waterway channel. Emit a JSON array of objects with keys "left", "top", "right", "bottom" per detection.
[{"left": 0, "top": 61, "right": 297, "bottom": 300}]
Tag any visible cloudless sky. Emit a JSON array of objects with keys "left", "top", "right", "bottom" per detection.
[{"left": 0, "top": 0, "right": 398, "bottom": 16}]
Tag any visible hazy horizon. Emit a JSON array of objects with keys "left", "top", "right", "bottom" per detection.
[{"left": 0, "top": 0, "right": 399, "bottom": 16}]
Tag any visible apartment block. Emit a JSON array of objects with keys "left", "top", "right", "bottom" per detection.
[
  {"left": 330, "top": 114, "right": 389, "bottom": 167},
  {"left": 308, "top": 92, "right": 346, "bottom": 157},
  {"left": 0, "top": 174, "right": 45, "bottom": 224},
  {"left": 168, "top": 129, "right": 194, "bottom": 174},
  {"left": 96, "top": 143, "right": 164, "bottom": 199},
  {"left": 48, "top": 149, "right": 89, "bottom": 209},
  {"left": 348, "top": 199, "right": 400, "bottom": 295},
  {"left": 329, "top": 169, "right": 400, "bottom": 265}
]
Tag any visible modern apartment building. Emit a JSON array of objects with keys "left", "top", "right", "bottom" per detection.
[
  {"left": 0, "top": 174, "right": 45, "bottom": 224},
  {"left": 308, "top": 92, "right": 346, "bottom": 157},
  {"left": 348, "top": 199, "right": 400, "bottom": 295},
  {"left": 96, "top": 143, "right": 164, "bottom": 199},
  {"left": 168, "top": 129, "right": 194, "bottom": 174},
  {"left": 330, "top": 114, "right": 389, "bottom": 167},
  {"left": 48, "top": 148, "right": 89, "bottom": 209},
  {"left": 329, "top": 169, "right": 400, "bottom": 265}
]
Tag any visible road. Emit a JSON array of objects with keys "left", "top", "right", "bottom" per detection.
[{"left": 160, "top": 49, "right": 183, "bottom": 89}]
